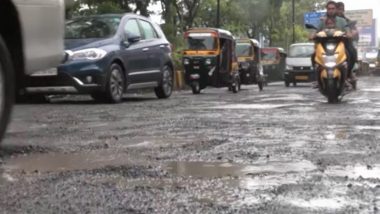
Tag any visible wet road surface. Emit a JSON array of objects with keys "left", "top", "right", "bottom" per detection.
[{"left": 1, "top": 76, "right": 380, "bottom": 213}]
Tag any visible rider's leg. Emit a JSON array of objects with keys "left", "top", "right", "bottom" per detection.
[{"left": 346, "top": 40, "right": 356, "bottom": 78}]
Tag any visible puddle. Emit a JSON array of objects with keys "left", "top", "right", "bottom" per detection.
[
  {"left": 290, "top": 141, "right": 308, "bottom": 147},
  {"left": 126, "top": 141, "right": 153, "bottom": 148},
  {"left": 0, "top": 174, "right": 6, "bottom": 184},
  {"left": 2, "top": 150, "right": 138, "bottom": 173},
  {"left": 167, "top": 160, "right": 317, "bottom": 178},
  {"left": 210, "top": 104, "right": 293, "bottom": 110},
  {"left": 235, "top": 174, "right": 300, "bottom": 190},
  {"left": 6, "top": 123, "right": 48, "bottom": 133},
  {"left": 361, "top": 88, "right": 380, "bottom": 92},
  {"left": 283, "top": 197, "right": 348, "bottom": 210},
  {"left": 355, "top": 125, "right": 380, "bottom": 131},
  {"left": 325, "top": 165, "right": 380, "bottom": 179},
  {"left": 124, "top": 137, "right": 191, "bottom": 148},
  {"left": 325, "top": 133, "right": 336, "bottom": 140},
  {"left": 259, "top": 94, "right": 306, "bottom": 102},
  {"left": 350, "top": 99, "right": 371, "bottom": 104}
]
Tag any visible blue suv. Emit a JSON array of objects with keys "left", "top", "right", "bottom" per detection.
[{"left": 26, "top": 14, "right": 174, "bottom": 103}]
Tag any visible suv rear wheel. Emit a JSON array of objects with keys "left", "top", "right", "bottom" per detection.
[{"left": 155, "top": 65, "right": 173, "bottom": 99}]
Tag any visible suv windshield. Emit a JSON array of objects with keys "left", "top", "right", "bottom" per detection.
[
  {"left": 186, "top": 33, "right": 217, "bottom": 50},
  {"left": 236, "top": 43, "right": 252, "bottom": 57},
  {"left": 289, "top": 45, "right": 314, "bottom": 58},
  {"left": 65, "top": 17, "right": 121, "bottom": 39}
]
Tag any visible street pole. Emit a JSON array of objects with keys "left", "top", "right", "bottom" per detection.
[
  {"left": 216, "top": 0, "right": 220, "bottom": 28},
  {"left": 292, "top": 0, "right": 295, "bottom": 43}
]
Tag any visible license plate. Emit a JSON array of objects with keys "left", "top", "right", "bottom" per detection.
[
  {"left": 295, "top": 75, "right": 308, "bottom": 80},
  {"left": 30, "top": 68, "right": 58, "bottom": 76},
  {"left": 193, "top": 66, "right": 200, "bottom": 69}
]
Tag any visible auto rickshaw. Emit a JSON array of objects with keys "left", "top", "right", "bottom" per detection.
[
  {"left": 261, "top": 47, "right": 287, "bottom": 82},
  {"left": 182, "top": 28, "right": 240, "bottom": 94},
  {"left": 236, "top": 39, "right": 265, "bottom": 90}
]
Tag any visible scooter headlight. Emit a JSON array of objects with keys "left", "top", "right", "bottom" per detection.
[
  {"left": 326, "top": 43, "right": 336, "bottom": 51},
  {"left": 323, "top": 54, "right": 337, "bottom": 68}
]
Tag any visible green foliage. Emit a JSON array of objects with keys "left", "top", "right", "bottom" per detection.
[
  {"left": 66, "top": 0, "right": 327, "bottom": 51},
  {"left": 97, "top": 2, "right": 124, "bottom": 14}
]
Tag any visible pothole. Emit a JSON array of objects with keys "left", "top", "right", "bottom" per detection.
[{"left": 167, "top": 160, "right": 317, "bottom": 178}]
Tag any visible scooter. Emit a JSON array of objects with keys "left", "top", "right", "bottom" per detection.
[{"left": 306, "top": 24, "right": 356, "bottom": 103}]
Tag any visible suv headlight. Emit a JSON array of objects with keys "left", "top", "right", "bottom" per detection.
[
  {"left": 286, "top": 65, "right": 293, "bottom": 70},
  {"left": 70, "top": 48, "right": 107, "bottom": 61}
]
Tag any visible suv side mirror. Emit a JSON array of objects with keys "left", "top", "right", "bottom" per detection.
[
  {"left": 127, "top": 33, "right": 141, "bottom": 43},
  {"left": 122, "top": 33, "right": 141, "bottom": 48}
]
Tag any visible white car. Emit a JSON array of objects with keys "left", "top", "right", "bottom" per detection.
[{"left": 284, "top": 43, "right": 315, "bottom": 87}]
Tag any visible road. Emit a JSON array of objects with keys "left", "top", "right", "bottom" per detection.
[{"left": 1, "top": 76, "right": 380, "bottom": 213}]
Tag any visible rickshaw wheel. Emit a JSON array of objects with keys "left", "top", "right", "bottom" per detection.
[
  {"left": 285, "top": 81, "right": 290, "bottom": 87},
  {"left": 231, "top": 76, "right": 240, "bottom": 93},
  {"left": 258, "top": 81, "right": 263, "bottom": 91},
  {"left": 232, "top": 84, "right": 238, "bottom": 93},
  {"left": 191, "top": 82, "right": 201, "bottom": 94}
]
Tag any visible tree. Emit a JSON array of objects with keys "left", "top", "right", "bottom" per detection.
[{"left": 66, "top": 0, "right": 327, "bottom": 49}]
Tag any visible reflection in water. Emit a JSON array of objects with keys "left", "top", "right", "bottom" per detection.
[
  {"left": 355, "top": 125, "right": 380, "bottom": 131},
  {"left": 325, "top": 165, "right": 380, "bottom": 179},
  {"left": 284, "top": 197, "right": 348, "bottom": 210},
  {"left": 361, "top": 88, "right": 380, "bottom": 92},
  {"left": 0, "top": 169, "right": 5, "bottom": 184},
  {"left": 210, "top": 104, "right": 293, "bottom": 110},
  {"left": 167, "top": 160, "right": 317, "bottom": 178}
]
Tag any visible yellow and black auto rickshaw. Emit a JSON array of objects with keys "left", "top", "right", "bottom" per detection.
[
  {"left": 182, "top": 28, "right": 240, "bottom": 94},
  {"left": 261, "top": 47, "right": 287, "bottom": 82},
  {"left": 236, "top": 39, "right": 265, "bottom": 90}
]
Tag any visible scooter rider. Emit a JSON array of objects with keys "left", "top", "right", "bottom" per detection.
[
  {"left": 337, "top": 1, "right": 358, "bottom": 80},
  {"left": 309, "top": 1, "right": 351, "bottom": 39}
]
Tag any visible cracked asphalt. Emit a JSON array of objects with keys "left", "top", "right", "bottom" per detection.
[{"left": 1, "top": 76, "right": 380, "bottom": 213}]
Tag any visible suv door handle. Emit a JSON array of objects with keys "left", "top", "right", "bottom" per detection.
[
  {"left": 159, "top": 45, "right": 166, "bottom": 48},
  {"left": 142, "top": 48, "right": 149, "bottom": 52}
]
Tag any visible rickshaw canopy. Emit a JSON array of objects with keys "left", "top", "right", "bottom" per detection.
[{"left": 185, "top": 28, "right": 234, "bottom": 40}]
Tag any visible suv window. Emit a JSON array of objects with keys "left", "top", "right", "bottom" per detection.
[
  {"left": 124, "top": 19, "right": 142, "bottom": 38},
  {"left": 139, "top": 20, "right": 158, "bottom": 40}
]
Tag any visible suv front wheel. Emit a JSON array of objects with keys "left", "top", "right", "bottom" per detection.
[{"left": 92, "top": 63, "right": 125, "bottom": 103}]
